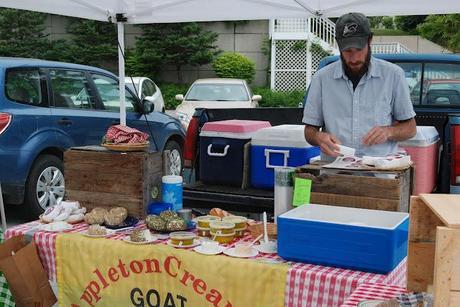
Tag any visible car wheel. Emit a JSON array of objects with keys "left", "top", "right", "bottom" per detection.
[
  {"left": 164, "top": 140, "right": 183, "bottom": 176},
  {"left": 24, "top": 154, "right": 65, "bottom": 217}
]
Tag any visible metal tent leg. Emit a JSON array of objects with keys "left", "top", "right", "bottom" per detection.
[{"left": 0, "top": 183, "right": 7, "bottom": 230}]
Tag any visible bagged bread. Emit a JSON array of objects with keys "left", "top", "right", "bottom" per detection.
[{"left": 104, "top": 207, "right": 128, "bottom": 226}]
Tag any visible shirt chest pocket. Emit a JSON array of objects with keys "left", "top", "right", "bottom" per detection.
[
  {"left": 374, "top": 100, "right": 392, "bottom": 126},
  {"left": 361, "top": 99, "right": 392, "bottom": 126}
]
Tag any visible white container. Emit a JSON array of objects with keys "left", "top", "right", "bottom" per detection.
[
  {"left": 251, "top": 124, "right": 314, "bottom": 148},
  {"left": 162, "top": 175, "right": 183, "bottom": 211}
]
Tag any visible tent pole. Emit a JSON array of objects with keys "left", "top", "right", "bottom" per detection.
[
  {"left": 0, "top": 183, "right": 7, "bottom": 231},
  {"left": 117, "top": 19, "right": 126, "bottom": 126}
]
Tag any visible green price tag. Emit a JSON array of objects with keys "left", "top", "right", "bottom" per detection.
[{"left": 292, "top": 178, "right": 312, "bottom": 206}]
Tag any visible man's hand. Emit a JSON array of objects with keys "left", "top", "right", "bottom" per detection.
[
  {"left": 305, "top": 125, "right": 341, "bottom": 157},
  {"left": 315, "top": 132, "right": 341, "bottom": 157},
  {"left": 362, "top": 126, "right": 392, "bottom": 146}
]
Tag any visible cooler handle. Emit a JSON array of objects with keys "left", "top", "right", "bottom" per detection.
[
  {"left": 207, "top": 144, "right": 230, "bottom": 157},
  {"left": 265, "top": 149, "right": 290, "bottom": 169}
]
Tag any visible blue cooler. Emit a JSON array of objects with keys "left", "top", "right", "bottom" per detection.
[
  {"left": 251, "top": 125, "right": 320, "bottom": 189},
  {"left": 278, "top": 204, "right": 409, "bottom": 273},
  {"left": 200, "top": 120, "right": 271, "bottom": 186}
]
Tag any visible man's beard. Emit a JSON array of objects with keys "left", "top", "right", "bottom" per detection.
[{"left": 341, "top": 48, "right": 371, "bottom": 79}]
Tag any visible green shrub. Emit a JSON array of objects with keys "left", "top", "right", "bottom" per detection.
[
  {"left": 158, "top": 83, "right": 191, "bottom": 110},
  {"left": 212, "top": 52, "right": 255, "bottom": 83},
  {"left": 252, "top": 87, "right": 305, "bottom": 107}
]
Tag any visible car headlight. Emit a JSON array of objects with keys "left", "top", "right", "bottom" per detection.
[{"left": 175, "top": 112, "right": 191, "bottom": 128}]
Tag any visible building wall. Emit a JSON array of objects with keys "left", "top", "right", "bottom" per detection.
[
  {"left": 44, "top": 15, "right": 270, "bottom": 86},
  {"left": 373, "top": 35, "right": 451, "bottom": 53}
]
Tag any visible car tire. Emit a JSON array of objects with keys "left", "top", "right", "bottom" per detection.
[
  {"left": 164, "top": 140, "right": 183, "bottom": 176},
  {"left": 24, "top": 154, "right": 65, "bottom": 218}
]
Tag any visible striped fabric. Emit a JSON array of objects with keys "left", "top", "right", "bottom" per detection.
[{"left": 341, "top": 282, "right": 407, "bottom": 306}]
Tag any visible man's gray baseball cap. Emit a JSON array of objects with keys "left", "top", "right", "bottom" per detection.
[{"left": 335, "top": 13, "right": 372, "bottom": 51}]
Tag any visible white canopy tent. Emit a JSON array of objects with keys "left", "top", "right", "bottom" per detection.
[{"left": 0, "top": 0, "right": 459, "bottom": 125}]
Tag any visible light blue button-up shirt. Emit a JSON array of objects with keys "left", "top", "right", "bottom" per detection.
[{"left": 303, "top": 57, "right": 416, "bottom": 157}]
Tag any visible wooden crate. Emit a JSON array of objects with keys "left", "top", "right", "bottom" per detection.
[
  {"left": 64, "top": 146, "right": 163, "bottom": 219},
  {"left": 295, "top": 163, "right": 413, "bottom": 212},
  {"left": 407, "top": 194, "right": 460, "bottom": 306}
]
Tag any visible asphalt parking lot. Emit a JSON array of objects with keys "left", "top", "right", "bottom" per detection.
[{"left": 3, "top": 203, "right": 31, "bottom": 228}]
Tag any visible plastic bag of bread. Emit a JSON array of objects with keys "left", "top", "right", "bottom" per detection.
[
  {"left": 209, "top": 208, "right": 232, "bottom": 218},
  {"left": 104, "top": 207, "right": 128, "bottom": 226},
  {"left": 84, "top": 208, "right": 107, "bottom": 225}
]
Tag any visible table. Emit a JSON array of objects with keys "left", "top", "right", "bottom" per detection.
[
  {"left": 341, "top": 282, "right": 407, "bottom": 306},
  {"left": 5, "top": 221, "right": 406, "bottom": 307}
]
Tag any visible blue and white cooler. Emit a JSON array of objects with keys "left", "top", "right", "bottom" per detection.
[
  {"left": 251, "top": 125, "right": 320, "bottom": 189},
  {"left": 199, "top": 119, "right": 271, "bottom": 186},
  {"left": 278, "top": 204, "right": 409, "bottom": 273}
]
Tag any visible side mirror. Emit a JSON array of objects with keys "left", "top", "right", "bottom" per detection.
[
  {"left": 175, "top": 94, "right": 184, "bottom": 101},
  {"left": 252, "top": 95, "right": 262, "bottom": 102},
  {"left": 144, "top": 95, "right": 154, "bottom": 101},
  {"left": 141, "top": 99, "right": 155, "bottom": 114}
]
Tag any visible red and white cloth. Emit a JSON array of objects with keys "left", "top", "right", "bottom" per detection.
[
  {"left": 105, "top": 124, "right": 149, "bottom": 144},
  {"left": 341, "top": 282, "right": 407, "bottom": 306},
  {"left": 5, "top": 222, "right": 406, "bottom": 307}
]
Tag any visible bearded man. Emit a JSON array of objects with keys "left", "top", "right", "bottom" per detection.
[{"left": 303, "top": 12, "right": 416, "bottom": 158}]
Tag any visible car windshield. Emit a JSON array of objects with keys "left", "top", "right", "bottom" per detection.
[{"left": 185, "top": 83, "right": 249, "bottom": 101}]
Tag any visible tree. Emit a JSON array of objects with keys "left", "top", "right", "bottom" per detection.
[
  {"left": 417, "top": 14, "right": 460, "bottom": 53},
  {"left": 0, "top": 8, "right": 52, "bottom": 58},
  {"left": 65, "top": 19, "right": 118, "bottom": 68},
  {"left": 395, "top": 15, "right": 427, "bottom": 34},
  {"left": 368, "top": 17, "right": 384, "bottom": 29},
  {"left": 130, "top": 23, "right": 219, "bottom": 83},
  {"left": 382, "top": 16, "right": 395, "bottom": 29}
]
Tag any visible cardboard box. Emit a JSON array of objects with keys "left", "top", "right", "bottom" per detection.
[
  {"left": 64, "top": 146, "right": 163, "bottom": 219},
  {"left": 407, "top": 194, "right": 460, "bottom": 306},
  {"left": 295, "top": 163, "right": 413, "bottom": 212}
]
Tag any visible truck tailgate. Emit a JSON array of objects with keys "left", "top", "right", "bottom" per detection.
[{"left": 184, "top": 182, "right": 274, "bottom": 213}]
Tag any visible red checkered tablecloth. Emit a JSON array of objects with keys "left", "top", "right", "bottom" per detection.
[
  {"left": 5, "top": 221, "right": 406, "bottom": 307},
  {"left": 341, "top": 282, "right": 407, "bottom": 306}
]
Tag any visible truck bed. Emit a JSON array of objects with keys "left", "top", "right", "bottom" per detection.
[{"left": 184, "top": 181, "right": 274, "bottom": 213}]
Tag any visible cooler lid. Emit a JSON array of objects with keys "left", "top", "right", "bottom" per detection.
[
  {"left": 251, "top": 125, "right": 315, "bottom": 148},
  {"left": 201, "top": 119, "right": 271, "bottom": 133},
  {"left": 398, "top": 126, "right": 439, "bottom": 147}
]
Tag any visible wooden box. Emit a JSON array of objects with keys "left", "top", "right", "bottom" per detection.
[
  {"left": 64, "top": 146, "right": 163, "bottom": 219},
  {"left": 295, "top": 163, "right": 413, "bottom": 212},
  {"left": 407, "top": 194, "right": 460, "bottom": 306}
]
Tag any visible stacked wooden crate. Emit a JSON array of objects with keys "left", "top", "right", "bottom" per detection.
[
  {"left": 64, "top": 146, "right": 163, "bottom": 219},
  {"left": 407, "top": 194, "right": 460, "bottom": 306},
  {"left": 296, "top": 163, "right": 413, "bottom": 212}
]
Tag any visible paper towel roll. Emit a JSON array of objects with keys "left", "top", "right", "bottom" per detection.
[{"left": 274, "top": 167, "right": 295, "bottom": 224}]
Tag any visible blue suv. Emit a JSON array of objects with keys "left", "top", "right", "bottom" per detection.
[{"left": 0, "top": 58, "right": 185, "bottom": 217}]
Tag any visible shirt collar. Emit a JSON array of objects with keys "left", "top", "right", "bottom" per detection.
[{"left": 333, "top": 56, "right": 381, "bottom": 80}]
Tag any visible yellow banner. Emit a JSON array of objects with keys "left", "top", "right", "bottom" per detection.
[{"left": 56, "top": 234, "right": 288, "bottom": 307}]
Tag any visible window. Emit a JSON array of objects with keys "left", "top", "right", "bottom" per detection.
[
  {"left": 92, "top": 74, "right": 136, "bottom": 112},
  {"left": 5, "top": 69, "right": 45, "bottom": 106},
  {"left": 49, "top": 70, "right": 94, "bottom": 109},
  {"left": 186, "top": 83, "right": 249, "bottom": 101},
  {"left": 422, "top": 63, "right": 460, "bottom": 106},
  {"left": 141, "top": 80, "right": 156, "bottom": 99},
  {"left": 393, "top": 62, "right": 422, "bottom": 105}
]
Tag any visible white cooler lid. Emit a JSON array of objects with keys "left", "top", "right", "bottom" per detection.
[
  {"left": 398, "top": 126, "right": 439, "bottom": 147},
  {"left": 251, "top": 125, "right": 315, "bottom": 148}
]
